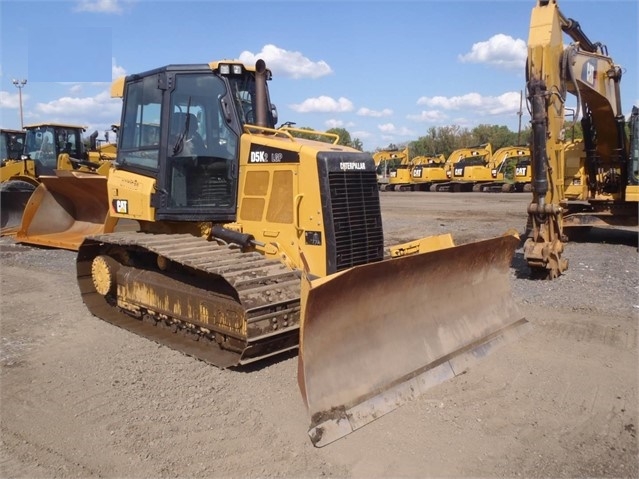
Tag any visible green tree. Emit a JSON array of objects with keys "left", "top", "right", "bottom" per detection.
[
  {"left": 471, "top": 124, "right": 517, "bottom": 149},
  {"left": 286, "top": 126, "right": 325, "bottom": 142},
  {"left": 326, "top": 127, "right": 352, "bottom": 147},
  {"left": 351, "top": 137, "right": 364, "bottom": 151}
]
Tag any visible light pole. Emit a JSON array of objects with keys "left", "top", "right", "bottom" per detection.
[{"left": 12, "top": 78, "right": 27, "bottom": 129}]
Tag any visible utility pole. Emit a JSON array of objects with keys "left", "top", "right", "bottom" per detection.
[
  {"left": 517, "top": 90, "right": 523, "bottom": 145},
  {"left": 12, "top": 78, "right": 27, "bottom": 129}
]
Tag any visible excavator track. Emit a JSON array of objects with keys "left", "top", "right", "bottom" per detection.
[{"left": 77, "top": 231, "right": 301, "bottom": 368}]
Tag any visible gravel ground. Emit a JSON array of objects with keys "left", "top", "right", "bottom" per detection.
[{"left": 1, "top": 191, "right": 637, "bottom": 478}]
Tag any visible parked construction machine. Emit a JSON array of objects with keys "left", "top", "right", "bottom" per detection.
[
  {"left": 429, "top": 143, "right": 493, "bottom": 192},
  {"left": 2, "top": 123, "right": 117, "bottom": 243},
  {"left": 1, "top": 123, "right": 115, "bottom": 235},
  {"left": 481, "top": 146, "right": 532, "bottom": 192},
  {"left": 525, "top": 0, "right": 638, "bottom": 279},
  {"left": 381, "top": 146, "right": 412, "bottom": 191},
  {"left": 41, "top": 59, "right": 531, "bottom": 447},
  {"left": 386, "top": 153, "right": 447, "bottom": 191},
  {"left": 372, "top": 146, "right": 408, "bottom": 189},
  {"left": 1, "top": 128, "right": 25, "bottom": 161}
]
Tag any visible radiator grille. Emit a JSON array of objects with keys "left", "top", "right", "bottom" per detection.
[{"left": 328, "top": 170, "right": 384, "bottom": 271}]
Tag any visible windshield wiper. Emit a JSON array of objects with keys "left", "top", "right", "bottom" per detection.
[{"left": 171, "top": 97, "right": 192, "bottom": 156}]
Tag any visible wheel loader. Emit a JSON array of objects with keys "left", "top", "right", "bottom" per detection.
[
  {"left": 35, "top": 59, "right": 532, "bottom": 447},
  {"left": 1, "top": 123, "right": 116, "bottom": 237},
  {"left": 1, "top": 128, "right": 25, "bottom": 162},
  {"left": 525, "top": 0, "right": 638, "bottom": 279}
]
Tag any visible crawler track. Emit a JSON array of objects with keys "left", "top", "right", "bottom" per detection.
[{"left": 77, "top": 231, "right": 301, "bottom": 368}]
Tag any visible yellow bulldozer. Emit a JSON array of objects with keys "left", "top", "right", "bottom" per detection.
[
  {"left": 525, "top": 0, "right": 638, "bottom": 278},
  {"left": 25, "top": 60, "right": 529, "bottom": 446},
  {"left": 1, "top": 123, "right": 116, "bottom": 237}
]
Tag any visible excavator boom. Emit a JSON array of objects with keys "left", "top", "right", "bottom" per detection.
[{"left": 525, "top": 0, "right": 638, "bottom": 278}]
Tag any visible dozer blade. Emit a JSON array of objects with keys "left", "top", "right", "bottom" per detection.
[
  {"left": 0, "top": 181, "right": 36, "bottom": 236},
  {"left": 16, "top": 171, "right": 117, "bottom": 251},
  {"left": 298, "top": 233, "right": 529, "bottom": 447}
]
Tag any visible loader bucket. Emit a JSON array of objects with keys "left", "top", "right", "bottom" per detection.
[
  {"left": 0, "top": 181, "right": 36, "bottom": 236},
  {"left": 16, "top": 171, "right": 117, "bottom": 251},
  {"left": 298, "top": 233, "right": 529, "bottom": 447}
]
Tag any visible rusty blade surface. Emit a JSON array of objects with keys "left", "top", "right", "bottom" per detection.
[
  {"left": 16, "top": 172, "right": 115, "bottom": 251},
  {"left": 298, "top": 234, "right": 528, "bottom": 447},
  {"left": 0, "top": 189, "right": 34, "bottom": 236}
]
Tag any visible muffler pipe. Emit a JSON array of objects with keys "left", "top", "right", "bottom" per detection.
[{"left": 255, "top": 59, "right": 268, "bottom": 128}]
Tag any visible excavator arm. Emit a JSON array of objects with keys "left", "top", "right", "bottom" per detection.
[{"left": 524, "top": 0, "right": 633, "bottom": 279}]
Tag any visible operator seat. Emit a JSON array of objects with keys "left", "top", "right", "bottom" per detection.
[{"left": 170, "top": 112, "right": 206, "bottom": 156}]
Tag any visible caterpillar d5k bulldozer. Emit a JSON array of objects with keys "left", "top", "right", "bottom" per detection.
[
  {"left": 67, "top": 59, "right": 528, "bottom": 447},
  {"left": 525, "top": 0, "right": 638, "bottom": 279},
  {"left": 1, "top": 123, "right": 116, "bottom": 238}
]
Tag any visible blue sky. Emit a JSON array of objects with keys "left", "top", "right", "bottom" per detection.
[{"left": 1, "top": 0, "right": 637, "bottom": 151}]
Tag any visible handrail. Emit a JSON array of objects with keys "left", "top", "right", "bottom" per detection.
[{"left": 243, "top": 124, "right": 340, "bottom": 145}]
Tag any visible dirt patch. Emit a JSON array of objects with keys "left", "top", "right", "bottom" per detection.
[{"left": 1, "top": 191, "right": 637, "bottom": 478}]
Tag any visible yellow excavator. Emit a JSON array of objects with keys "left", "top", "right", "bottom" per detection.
[
  {"left": 407, "top": 154, "right": 448, "bottom": 191},
  {"left": 27, "top": 60, "right": 530, "bottom": 447},
  {"left": 380, "top": 146, "right": 414, "bottom": 191},
  {"left": 525, "top": 0, "right": 638, "bottom": 279},
  {"left": 429, "top": 143, "right": 493, "bottom": 192},
  {"left": 481, "top": 146, "right": 532, "bottom": 192},
  {"left": 386, "top": 153, "right": 448, "bottom": 192},
  {"left": 372, "top": 146, "right": 408, "bottom": 189},
  {"left": 8, "top": 123, "right": 118, "bottom": 246}
]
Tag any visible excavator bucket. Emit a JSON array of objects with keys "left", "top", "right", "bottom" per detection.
[
  {"left": 16, "top": 170, "right": 117, "bottom": 251},
  {"left": 0, "top": 181, "right": 36, "bottom": 236},
  {"left": 298, "top": 233, "right": 529, "bottom": 447}
]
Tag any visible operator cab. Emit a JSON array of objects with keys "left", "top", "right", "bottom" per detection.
[
  {"left": 0, "top": 129, "right": 25, "bottom": 162},
  {"left": 23, "top": 124, "right": 85, "bottom": 175},
  {"left": 116, "top": 62, "right": 277, "bottom": 222}
]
